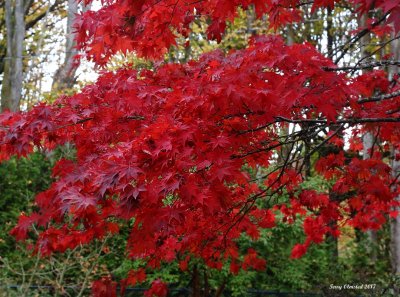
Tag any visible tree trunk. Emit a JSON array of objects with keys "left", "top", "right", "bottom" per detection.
[
  {"left": 362, "top": 124, "right": 376, "bottom": 262},
  {"left": 1, "top": 0, "right": 25, "bottom": 112},
  {"left": 191, "top": 265, "right": 201, "bottom": 297},
  {"left": 363, "top": 131, "right": 378, "bottom": 261},
  {"left": 356, "top": 12, "right": 380, "bottom": 262},
  {"left": 326, "top": 7, "right": 333, "bottom": 59},
  {"left": 325, "top": 9, "right": 340, "bottom": 264},
  {"left": 389, "top": 32, "right": 400, "bottom": 280},
  {"left": 52, "top": 0, "right": 79, "bottom": 91},
  {"left": 276, "top": 26, "right": 294, "bottom": 167},
  {"left": 391, "top": 148, "right": 400, "bottom": 273}
]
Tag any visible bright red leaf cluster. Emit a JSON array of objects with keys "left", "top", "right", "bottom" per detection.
[
  {"left": 75, "top": 0, "right": 400, "bottom": 64},
  {"left": 1, "top": 0, "right": 400, "bottom": 296}
]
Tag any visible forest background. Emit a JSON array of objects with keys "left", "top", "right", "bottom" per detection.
[{"left": 0, "top": 0, "right": 399, "bottom": 296}]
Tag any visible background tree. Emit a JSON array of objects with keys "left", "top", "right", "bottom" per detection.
[
  {"left": 1, "top": 0, "right": 25, "bottom": 111},
  {"left": 52, "top": 0, "right": 91, "bottom": 92},
  {"left": 0, "top": 0, "right": 82, "bottom": 111}
]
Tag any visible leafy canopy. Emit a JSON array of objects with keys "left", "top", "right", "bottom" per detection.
[{"left": 1, "top": 0, "right": 400, "bottom": 296}]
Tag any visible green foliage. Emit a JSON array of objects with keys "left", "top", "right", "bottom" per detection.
[
  {"left": 0, "top": 150, "right": 113, "bottom": 296},
  {"left": 0, "top": 153, "right": 52, "bottom": 254},
  {"left": 0, "top": 151, "right": 394, "bottom": 296},
  {"left": 167, "top": 7, "right": 271, "bottom": 63},
  {"left": 0, "top": 5, "right": 396, "bottom": 294}
]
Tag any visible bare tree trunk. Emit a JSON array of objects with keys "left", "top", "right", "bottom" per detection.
[
  {"left": 52, "top": 0, "right": 80, "bottom": 91},
  {"left": 363, "top": 131, "right": 379, "bottom": 261},
  {"left": 326, "top": 7, "right": 333, "bottom": 59},
  {"left": 391, "top": 148, "right": 400, "bottom": 273},
  {"left": 1, "top": 0, "right": 25, "bottom": 112},
  {"left": 276, "top": 26, "right": 294, "bottom": 167},
  {"left": 191, "top": 265, "right": 201, "bottom": 297},
  {"left": 356, "top": 12, "right": 379, "bottom": 262},
  {"left": 389, "top": 32, "right": 400, "bottom": 280},
  {"left": 325, "top": 9, "right": 340, "bottom": 265}
]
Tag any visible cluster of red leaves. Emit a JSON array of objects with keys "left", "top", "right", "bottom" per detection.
[
  {"left": 1, "top": 34, "right": 399, "bottom": 276},
  {"left": 353, "top": 0, "right": 400, "bottom": 31},
  {"left": 1, "top": 1, "right": 400, "bottom": 295},
  {"left": 1, "top": 35, "right": 343, "bottom": 255},
  {"left": 75, "top": 0, "right": 400, "bottom": 64}
]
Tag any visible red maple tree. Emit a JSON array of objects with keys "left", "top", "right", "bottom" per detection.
[{"left": 1, "top": 0, "right": 400, "bottom": 296}]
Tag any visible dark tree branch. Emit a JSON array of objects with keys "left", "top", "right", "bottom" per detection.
[
  {"left": 358, "top": 90, "right": 400, "bottom": 104},
  {"left": 323, "top": 60, "right": 400, "bottom": 72},
  {"left": 275, "top": 116, "right": 400, "bottom": 124},
  {"left": 332, "top": 12, "right": 390, "bottom": 64}
]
